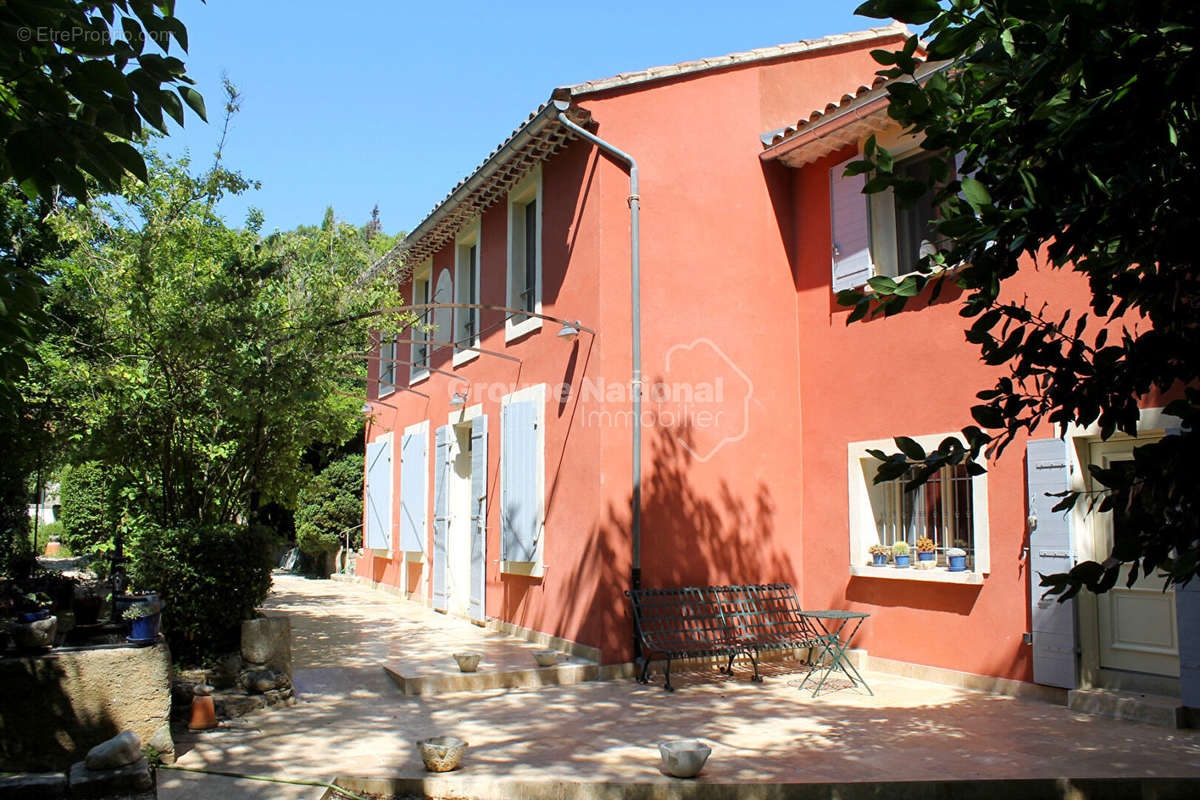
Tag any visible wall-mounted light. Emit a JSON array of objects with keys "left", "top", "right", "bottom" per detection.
[
  {"left": 557, "top": 321, "right": 580, "bottom": 341},
  {"left": 449, "top": 391, "right": 468, "bottom": 408},
  {"left": 360, "top": 403, "right": 371, "bottom": 415}
]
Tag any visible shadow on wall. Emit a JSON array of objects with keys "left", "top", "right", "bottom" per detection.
[
  {"left": 0, "top": 655, "right": 120, "bottom": 771},
  {"left": 541, "top": 423, "right": 795, "bottom": 663}
]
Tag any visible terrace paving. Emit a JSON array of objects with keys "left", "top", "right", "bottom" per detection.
[{"left": 160, "top": 574, "right": 1200, "bottom": 799}]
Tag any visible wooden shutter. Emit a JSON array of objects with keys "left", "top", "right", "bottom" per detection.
[
  {"left": 432, "top": 425, "right": 450, "bottom": 612},
  {"left": 1027, "top": 437, "right": 1078, "bottom": 689},
  {"left": 829, "top": 155, "right": 874, "bottom": 291},
  {"left": 469, "top": 415, "right": 488, "bottom": 623},
  {"left": 399, "top": 429, "right": 426, "bottom": 553},
  {"left": 501, "top": 400, "right": 538, "bottom": 563},
  {"left": 364, "top": 438, "right": 392, "bottom": 551}
]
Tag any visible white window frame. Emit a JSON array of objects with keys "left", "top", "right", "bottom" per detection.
[
  {"left": 410, "top": 260, "right": 432, "bottom": 384},
  {"left": 453, "top": 221, "right": 481, "bottom": 367},
  {"left": 832, "top": 130, "right": 959, "bottom": 291},
  {"left": 499, "top": 382, "right": 545, "bottom": 577},
  {"left": 847, "top": 432, "right": 989, "bottom": 584},
  {"left": 506, "top": 168, "right": 542, "bottom": 342},
  {"left": 378, "top": 334, "right": 397, "bottom": 398}
]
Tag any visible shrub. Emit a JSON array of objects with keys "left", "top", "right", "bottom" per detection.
[
  {"left": 127, "top": 519, "right": 275, "bottom": 662},
  {"left": 31, "top": 521, "right": 66, "bottom": 554},
  {"left": 58, "top": 462, "right": 116, "bottom": 556},
  {"left": 295, "top": 454, "right": 363, "bottom": 575}
]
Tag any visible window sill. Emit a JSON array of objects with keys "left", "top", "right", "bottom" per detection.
[
  {"left": 501, "top": 560, "right": 544, "bottom": 578},
  {"left": 378, "top": 386, "right": 396, "bottom": 399},
  {"left": 505, "top": 316, "right": 542, "bottom": 343},
  {"left": 409, "top": 369, "right": 430, "bottom": 386},
  {"left": 848, "top": 565, "right": 984, "bottom": 584},
  {"left": 452, "top": 348, "right": 480, "bottom": 367},
  {"left": 403, "top": 551, "right": 425, "bottom": 563}
]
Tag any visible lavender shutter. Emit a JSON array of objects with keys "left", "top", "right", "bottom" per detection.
[
  {"left": 399, "top": 430, "right": 426, "bottom": 553},
  {"left": 364, "top": 439, "right": 392, "bottom": 550},
  {"left": 829, "top": 155, "right": 874, "bottom": 292},
  {"left": 469, "top": 415, "right": 487, "bottom": 623},
  {"left": 1027, "top": 437, "right": 1078, "bottom": 689},
  {"left": 433, "top": 425, "right": 450, "bottom": 612},
  {"left": 501, "top": 400, "right": 538, "bottom": 563}
]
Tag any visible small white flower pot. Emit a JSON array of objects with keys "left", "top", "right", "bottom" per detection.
[
  {"left": 659, "top": 739, "right": 711, "bottom": 778},
  {"left": 453, "top": 652, "right": 482, "bottom": 672},
  {"left": 533, "top": 650, "right": 558, "bottom": 667}
]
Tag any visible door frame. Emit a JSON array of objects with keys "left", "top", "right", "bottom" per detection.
[
  {"left": 443, "top": 404, "right": 484, "bottom": 619},
  {"left": 1066, "top": 410, "right": 1181, "bottom": 694}
]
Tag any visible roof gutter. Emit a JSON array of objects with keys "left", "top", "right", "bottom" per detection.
[
  {"left": 361, "top": 102, "right": 568, "bottom": 285},
  {"left": 759, "top": 59, "right": 954, "bottom": 164},
  {"left": 552, "top": 100, "right": 645, "bottom": 656}
]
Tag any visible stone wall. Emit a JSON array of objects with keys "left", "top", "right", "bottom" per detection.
[{"left": 0, "top": 643, "right": 172, "bottom": 771}]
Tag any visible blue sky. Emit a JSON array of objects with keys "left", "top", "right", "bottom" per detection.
[{"left": 164, "top": 0, "right": 878, "bottom": 236}]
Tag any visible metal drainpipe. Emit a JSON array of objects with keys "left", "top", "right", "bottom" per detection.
[{"left": 553, "top": 101, "right": 643, "bottom": 658}]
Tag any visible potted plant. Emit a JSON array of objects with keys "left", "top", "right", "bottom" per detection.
[
  {"left": 891, "top": 541, "right": 911, "bottom": 568},
  {"left": 123, "top": 600, "right": 162, "bottom": 642},
  {"left": 947, "top": 547, "right": 968, "bottom": 572},
  {"left": 10, "top": 592, "right": 57, "bottom": 650},
  {"left": 916, "top": 537, "right": 936, "bottom": 567},
  {"left": 868, "top": 544, "right": 890, "bottom": 566}
]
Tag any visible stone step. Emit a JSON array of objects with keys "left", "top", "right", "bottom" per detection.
[
  {"left": 1067, "top": 688, "right": 1186, "bottom": 728},
  {"left": 383, "top": 659, "right": 621, "bottom": 696}
]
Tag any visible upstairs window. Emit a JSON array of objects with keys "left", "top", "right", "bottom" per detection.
[
  {"left": 410, "top": 266, "right": 431, "bottom": 381},
  {"left": 454, "top": 223, "right": 480, "bottom": 365},
  {"left": 506, "top": 170, "right": 542, "bottom": 341},
  {"left": 830, "top": 150, "right": 958, "bottom": 291},
  {"left": 378, "top": 335, "right": 397, "bottom": 397}
]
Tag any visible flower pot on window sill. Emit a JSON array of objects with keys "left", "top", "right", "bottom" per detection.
[
  {"left": 917, "top": 552, "right": 935, "bottom": 563},
  {"left": 894, "top": 555, "right": 911, "bottom": 568},
  {"left": 871, "top": 554, "right": 888, "bottom": 567},
  {"left": 948, "top": 555, "right": 967, "bottom": 572}
]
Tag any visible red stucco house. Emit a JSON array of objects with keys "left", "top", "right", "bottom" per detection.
[{"left": 358, "top": 23, "right": 1191, "bottom": 705}]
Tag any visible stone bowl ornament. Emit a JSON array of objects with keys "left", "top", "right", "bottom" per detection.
[
  {"left": 533, "top": 650, "right": 558, "bottom": 667},
  {"left": 453, "top": 652, "right": 482, "bottom": 672},
  {"left": 417, "top": 736, "right": 468, "bottom": 772},
  {"left": 658, "top": 739, "right": 711, "bottom": 778}
]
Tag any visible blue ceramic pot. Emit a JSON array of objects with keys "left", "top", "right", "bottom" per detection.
[
  {"left": 917, "top": 552, "right": 935, "bottom": 563},
  {"left": 894, "top": 555, "right": 911, "bottom": 568},
  {"left": 19, "top": 609, "right": 51, "bottom": 623},
  {"left": 872, "top": 554, "right": 888, "bottom": 566},
  {"left": 129, "top": 613, "right": 161, "bottom": 641},
  {"left": 948, "top": 555, "right": 967, "bottom": 572}
]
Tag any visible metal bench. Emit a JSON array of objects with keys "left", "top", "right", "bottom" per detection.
[{"left": 625, "top": 583, "right": 829, "bottom": 691}]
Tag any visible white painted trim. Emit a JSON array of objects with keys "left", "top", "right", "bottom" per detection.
[
  {"left": 448, "top": 403, "right": 483, "bottom": 427},
  {"left": 410, "top": 260, "right": 432, "bottom": 384},
  {"left": 377, "top": 336, "right": 397, "bottom": 399},
  {"left": 505, "top": 167, "right": 543, "bottom": 343},
  {"left": 847, "top": 432, "right": 990, "bottom": 578},
  {"left": 1061, "top": 406, "right": 1182, "bottom": 688},
  {"left": 500, "top": 383, "right": 546, "bottom": 577},
  {"left": 453, "top": 221, "right": 481, "bottom": 367}
]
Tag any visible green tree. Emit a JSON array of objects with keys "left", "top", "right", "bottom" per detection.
[
  {"left": 58, "top": 461, "right": 116, "bottom": 557},
  {"left": 295, "top": 454, "right": 364, "bottom": 575},
  {"left": 40, "top": 143, "right": 405, "bottom": 529},
  {"left": 845, "top": 0, "right": 1198, "bottom": 596}
]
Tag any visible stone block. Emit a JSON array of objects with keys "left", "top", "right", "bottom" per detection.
[
  {"left": 84, "top": 730, "right": 141, "bottom": 770},
  {"left": 0, "top": 642, "right": 171, "bottom": 772},
  {"left": 241, "top": 617, "right": 290, "bottom": 677},
  {"left": 0, "top": 772, "right": 68, "bottom": 799},
  {"left": 68, "top": 758, "right": 152, "bottom": 798}
]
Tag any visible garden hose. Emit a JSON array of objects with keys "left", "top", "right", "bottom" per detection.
[{"left": 157, "top": 763, "right": 371, "bottom": 800}]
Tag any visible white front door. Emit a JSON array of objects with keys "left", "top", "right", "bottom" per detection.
[{"left": 1090, "top": 440, "right": 1179, "bottom": 678}]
